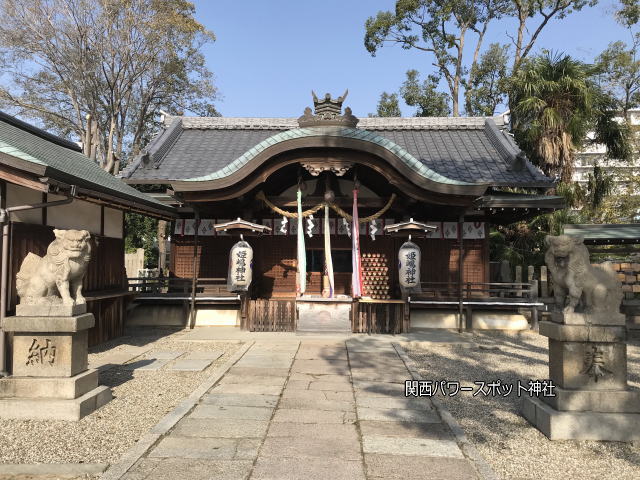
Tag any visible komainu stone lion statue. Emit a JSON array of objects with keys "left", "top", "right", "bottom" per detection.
[
  {"left": 16, "top": 229, "right": 92, "bottom": 306},
  {"left": 545, "top": 235, "right": 622, "bottom": 314}
]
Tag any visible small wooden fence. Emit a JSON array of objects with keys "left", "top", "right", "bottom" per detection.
[
  {"left": 352, "top": 299, "right": 408, "bottom": 334},
  {"left": 247, "top": 298, "right": 297, "bottom": 332}
]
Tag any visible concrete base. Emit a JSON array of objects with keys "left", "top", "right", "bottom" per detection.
[
  {"left": 471, "top": 311, "right": 528, "bottom": 330},
  {"left": 126, "top": 304, "right": 186, "bottom": 327},
  {"left": 522, "top": 395, "right": 640, "bottom": 441},
  {"left": 195, "top": 307, "right": 240, "bottom": 327},
  {"left": 297, "top": 301, "right": 351, "bottom": 334},
  {"left": 16, "top": 303, "right": 86, "bottom": 317},
  {"left": 410, "top": 311, "right": 459, "bottom": 329},
  {"left": 550, "top": 311, "right": 626, "bottom": 326},
  {"left": 0, "top": 369, "right": 98, "bottom": 399},
  {"left": 542, "top": 386, "right": 640, "bottom": 413},
  {"left": 0, "top": 385, "right": 112, "bottom": 421}
]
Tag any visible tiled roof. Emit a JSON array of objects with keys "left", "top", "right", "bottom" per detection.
[
  {"left": 122, "top": 115, "right": 551, "bottom": 187},
  {"left": 0, "top": 111, "right": 173, "bottom": 213}
]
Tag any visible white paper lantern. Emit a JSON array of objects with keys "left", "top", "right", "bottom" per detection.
[
  {"left": 227, "top": 240, "right": 253, "bottom": 291},
  {"left": 398, "top": 241, "right": 421, "bottom": 291}
]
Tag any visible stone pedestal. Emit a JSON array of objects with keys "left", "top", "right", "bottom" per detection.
[
  {"left": 0, "top": 309, "right": 112, "bottom": 421},
  {"left": 522, "top": 312, "right": 640, "bottom": 441}
]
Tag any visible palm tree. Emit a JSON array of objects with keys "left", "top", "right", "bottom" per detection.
[{"left": 509, "top": 51, "right": 631, "bottom": 184}]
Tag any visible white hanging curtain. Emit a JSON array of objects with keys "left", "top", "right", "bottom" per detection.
[
  {"left": 324, "top": 205, "right": 334, "bottom": 298},
  {"left": 296, "top": 188, "right": 306, "bottom": 295}
]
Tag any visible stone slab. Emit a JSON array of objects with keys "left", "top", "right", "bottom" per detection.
[
  {"left": 278, "top": 397, "right": 355, "bottom": 412},
  {"left": 122, "top": 458, "right": 253, "bottom": 480},
  {"left": 168, "top": 359, "right": 214, "bottom": 372},
  {"left": 281, "top": 389, "right": 352, "bottom": 402},
  {"left": 364, "top": 454, "right": 479, "bottom": 480},
  {"left": 539, "top": 321, "right": 626, "bottom": 342},
  {"left": 185, "top": 350, "right": 223, "bottom": 360},
  {"left": 551, "top": 310, "right": 626, "bottom": 326},
  {"left": 172, "top": 418, "right": 270, "bottom": 438},
  {"left": 549, "top": 339, "right": 627, "bottom": 390},
  {"left": 272, "top": 408, "right": 355, "bottom": 424},
  {"left": 362, "top": 435, "right": 464, "bottom": 458},
  {"left": 12, "top": 331, "right": 88, "bottom": 377},
  {"left": 359, "top": 420, "right": 454, "bottom": 440},
  {"left": 522, "top": 395, "right": 640, "bottom": 441},
  {"left": 201, "top": 393, "right": 280, "bottom": 408},
  {"left": 149, "top": 437, "right": 260, "bottom": 460},
  {"left": 353, "top": 381, "right": 406, "bottom": 397},
  {"left": 227, "top": 367, "right": 290, "bottom": 377},
  {"left": 2, "top": 313, "right": 94, "bottom": 332},
  {"left": 542, "top": 386, "right": 640, "bottom": 413},
  {"left": 357, "top": 407, "right": 441, "bottom": 423},
  {"left": 210, "top": 383, "right": 283, "bottom": 395},
  {"left": 0, "top": 384, "right": 111, "bottom": 421},
  {"left": 124, "top": 358, "right": 171, "bottom": 371},
  {"left": 15, "top": 302, "right": 87, "bottom": 317},
  {"left": 89, "top": 346, "right": 149, "bottom": 372},
  {"left": 218, "top": 374, "right": 287, "bottom": 386},
  {"left": 288, "top": 372, "right": 352, "bottom": 384},
  {"left": 260, "top": 434, "right": 361, "bottom": 460},
  {"left": 251, "top": 457, "right": 365, "bottom": 480},
  {"left": 307, "top": 380, "right": 354, "bottom": 392},
  {"left": 189, "top": 404, "right": 274, "bottom": 420},
  {"left": 152, "top": 351, "right": 185, "bottom": 360},
  {"left": 0, "top": 368, "right": 98, "bottom": 399},
  {"left": 266, "top": 422, "right": 359, "bottom": 440},
  {"left": 356, "top": 395, "right": 433, "bottom": 411}
]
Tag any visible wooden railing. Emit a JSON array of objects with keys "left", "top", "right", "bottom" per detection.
[
  {"left": 352, "top": 299, "right": 408, "bottom": 334},
  {"left": 126, "top": 277, "right": 237, "bottom": 301},
  {"left": 417, "top": 281, "right": 538, "bottom": 300},
  {"left": 247, "top": 298, "right": 296, "bottom": 332}
]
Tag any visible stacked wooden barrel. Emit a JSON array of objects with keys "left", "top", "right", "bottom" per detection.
[{"left": 361, "top": 253, "right": 391, "bottom": 299}]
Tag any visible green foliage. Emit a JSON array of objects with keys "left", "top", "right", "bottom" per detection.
[
  {"left": 509, "top": 51, "right": 631, "bottom": 183},
  {"left": 370, "top": 92, "right": 402, "bottom": 117},
  {"left": 596, "top": 36, "right": 640, "bottom": 117},
  {"left": 400, "top": 70, "right": 451, "bottom": 117},
  {"left": 464, "top": 43, "right": 509, "bottom": 115},
  {"left": 0, "top": 0, "right": 218, "bottom": 171},
  {"left": 616, "top": 0, "right": 640, "bottom": 26},
  {"left": 124, "top": 213, "right": 159, "bottom": 268}
]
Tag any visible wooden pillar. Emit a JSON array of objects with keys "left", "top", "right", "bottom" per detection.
[{"left": 458, "top": 215, "right": 464, "bottom": 332}]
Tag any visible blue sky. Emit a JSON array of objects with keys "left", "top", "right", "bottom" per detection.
[{"left": 193, "top": 0, "right": 630, "bottom": 117}]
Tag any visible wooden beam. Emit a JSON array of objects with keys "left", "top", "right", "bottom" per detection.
[{"left": 0, "top": 163, "right": 48, "bottom": 192}]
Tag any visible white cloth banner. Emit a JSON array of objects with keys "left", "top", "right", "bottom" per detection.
[
  {"left": 442, "top": 222, "right": 459, "bottom": 239},
  {"left": 463, "top": 222, "right": 485, "bottom": 239}
]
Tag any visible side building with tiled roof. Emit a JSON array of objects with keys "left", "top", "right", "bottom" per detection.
[{"left": 0, "top": 111, "right": 176, "bottom": 350}]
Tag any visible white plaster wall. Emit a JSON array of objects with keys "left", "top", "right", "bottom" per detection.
[
  {"left": 6, "top": 183, "right": 43, "bottom": 224},
  {"left": 46, "top": 194, "right": 101, "bottom": 234},
  {"left": 104, "top": 207, "right": 123, "bottom": 239}
]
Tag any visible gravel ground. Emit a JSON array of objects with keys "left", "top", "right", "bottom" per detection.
[
  {"left": 407, "top": 331, "right": 640, "bottom": 480},
  {"left": 0, "top": 327, "right": 242, "bottom": 465}
]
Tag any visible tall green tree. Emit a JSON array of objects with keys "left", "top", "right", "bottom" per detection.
[
  {"left": 370, "top": 92, "right": 402, "bottom": 117},
  {"left": 509, "top": 52, "right": 631, "bottom": 184},
  {"left": 464, "top": 43, "right": 510, "bottom": 115},
  {"left": 0, "top": 0, "right": 217, "bottom": 173},
  {"left": 400, "top": 70, "right": 451, "bottom": 116},
  {"left": 596, "top": 37, "right": 640, "bottom": 119},
  {"left": 365, "top": 0, "right": 509, "bottom": 116}
]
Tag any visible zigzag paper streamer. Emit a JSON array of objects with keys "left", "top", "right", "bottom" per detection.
[
  {"left": 343, "top": 218, "right": 351, "bottom": 238},
  {"left": 370, "top": 219, "right": 377, "bottom": 241},
  {"left": 306, "top": 215, "right": 314, "bottom": 237},
  {"left": 280, "top": 216, "right": 288, "bottom": 234}
]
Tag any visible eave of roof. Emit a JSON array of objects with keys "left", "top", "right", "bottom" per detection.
[
  {"left": 0, "top": 112, "right": 176, "bottom": 218},
  {"left": 563, "top": 224, "right": 640, "bottom": 244}
]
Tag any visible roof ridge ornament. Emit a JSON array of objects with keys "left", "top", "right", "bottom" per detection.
[{"left": 298, "top": 90, "right": 359, "bottom": 128}]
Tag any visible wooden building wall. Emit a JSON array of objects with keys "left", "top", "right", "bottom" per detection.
[
  {"left": 8, "top": 222, "right": 127, "bottom": 346},
  {"left": 170, "top": 233, "right": 489, "bottom": 298}
]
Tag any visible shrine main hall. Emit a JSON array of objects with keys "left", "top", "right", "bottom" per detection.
[{"left": 121, "top": 92, "right": 561, "bottom": 333}]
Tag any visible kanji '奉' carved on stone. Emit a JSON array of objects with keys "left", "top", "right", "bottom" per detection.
[{"left": 16, "top": 229, "right": 91, "bottom": 306}]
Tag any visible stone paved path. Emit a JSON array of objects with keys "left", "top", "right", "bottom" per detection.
[{"left": 122, "top": 339, "right": 481, "bottom": 480}]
